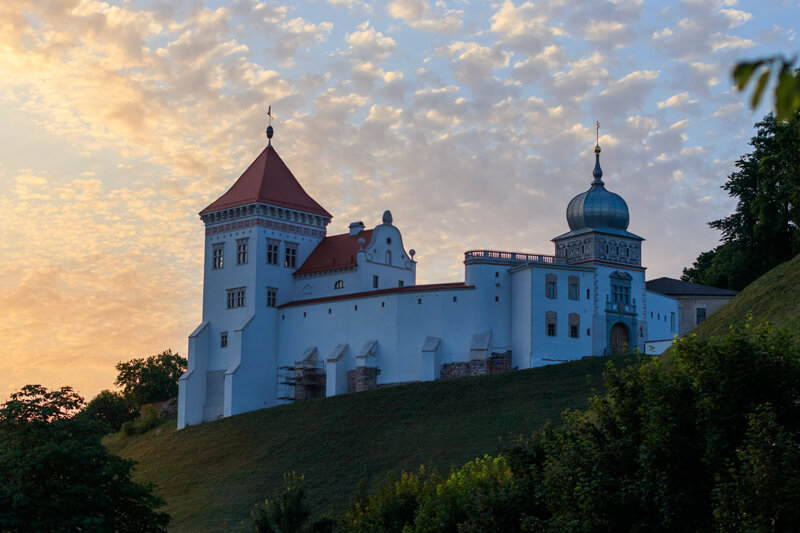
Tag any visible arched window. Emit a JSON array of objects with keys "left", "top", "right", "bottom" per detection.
[
  {"left": 334, "top": 280, "right": 345, "bottom": 290},
  {"left": 568, "top": 275, "right": 580, "bottom": 301},
  {"left": 385, "top": 250, "right": 392, "bottom": 265},
  {"left": 569, "top": 313, "right": 580, "bottom": 338},
  {"left": 545, "top": 311, "right": 557, "bottom": 337},
  {"left": 545, "top": 273, "right": 557, "bottom": 299}
]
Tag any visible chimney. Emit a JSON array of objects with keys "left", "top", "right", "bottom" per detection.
[{"left": 349, "top": 221, "right": 365, "bottom": 236}]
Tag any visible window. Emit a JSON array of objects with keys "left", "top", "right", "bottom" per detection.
[
  {"left": 545, "top": 273, "right": 557, "bottom": 299},
  {"left": 284, "top": 243, "right": 297, "bottom": 268},
  {"left": 226, "top": 287, "right": 246, "bottom": 309},
  {"left": 236, "top": 238, "right": 248, "bottom": 265},
  {"left": 334, "top": 280, "right": 344, "bottom": 290},
  {"left": 697, "top": 307, "right": 706, "bottom": 325},
  {"left": 266, "top": 287, "right": 277, "bottom": 307},
  {"left": 568, "top": 276, "right": 579, "bottom": 301},
  {"left": 453, "top": 296, "right": 457, "bottom": 303},
  {"left": 495, "top": 296, "right": 499, "bottom": 302},
  {"left": 569, "top": 313, "right": 580, "bottom": 338},
  {"left": 398, "top": 280, "right": 404, "bottom": 287},
  {"left": 671, "top": 312, "right": 675, "bottom": 332},
  {"left": 266, "top": 239, "right": 280, "bottom": 265},
  {"left": 612, "top": 284, "right": 631, "bottom": 305},
  {"left": 373, "top": 275, "right": 379, "bottom": 289},
  {"left": 546, "top": 311, "right": 557, "bottom": 337},
  {"left": 220, "top": 331, "right": 228, "bottom": 348},
  {"left": 212, "top": 243, "right": 224, "bottom": 269},
  {"left": 385, "top": 250, "right": 392, "bottom": 265},
  {"left": 586, "top": 288, "right": 590, "bottom": 300}
]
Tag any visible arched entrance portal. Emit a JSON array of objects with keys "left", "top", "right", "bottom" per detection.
[{"left": 610, "top": 322, "right": 630, "bottom": 354}]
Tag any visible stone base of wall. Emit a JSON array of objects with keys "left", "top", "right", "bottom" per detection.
[
  {"left": 294, "top": 368, "right": 326, "bottom": 401},
  {"left": 440, "top": 351, "right": 512, "bottom": 379},
  {"left": 348, "top": 367, "right": 380, "bottom": 392}
]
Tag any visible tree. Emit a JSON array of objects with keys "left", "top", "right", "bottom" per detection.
[
  {"left": 682, "top": 110, "right": 800, "bottom": 290},
  {"left": 81, "top": 389, "right": 139, "bottom": 432},
  {"left": 734, "top": 56, "right": 800, "bottom": 121},
  {"left": 0, "top": 385, "right": 170, "bottom": 532},
  {"left": 115, "top": 349, "right": 187, "bottom": 406}
]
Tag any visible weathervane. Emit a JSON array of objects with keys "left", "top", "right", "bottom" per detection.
[{"left": 266, "top": 105, "right": 274, "bottom": 147}]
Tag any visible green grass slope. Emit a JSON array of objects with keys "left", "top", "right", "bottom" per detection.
[
  {"left": 106, "top": 356, "right": 625, "bottom": 532},
  {"left": 690, "top": 252, "right": 800, "bottom": 340}
]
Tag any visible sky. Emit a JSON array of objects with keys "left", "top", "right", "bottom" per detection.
[{"left": 0, "top": 0, "right": 797, "bottom": 401}]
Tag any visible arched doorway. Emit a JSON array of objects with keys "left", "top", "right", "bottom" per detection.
[{"left": 610, "top": 323, "right": 629, "bottom": 354}]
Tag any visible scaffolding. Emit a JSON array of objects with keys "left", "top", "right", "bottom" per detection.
[{"left": 277, "top": 356, "right": 326, "bottom": 402}]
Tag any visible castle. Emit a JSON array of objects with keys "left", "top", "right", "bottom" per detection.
[{"left": 177, "top": 125, "right": 685, "bottom": 429}]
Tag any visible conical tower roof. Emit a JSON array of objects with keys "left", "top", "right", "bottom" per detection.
[{"left": 200, "top": 145, "right": 331, "bottom": 217}]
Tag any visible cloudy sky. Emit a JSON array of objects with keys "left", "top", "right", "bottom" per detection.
[{"left": 0, "top": 0, "right": 797, "bottom": 401}]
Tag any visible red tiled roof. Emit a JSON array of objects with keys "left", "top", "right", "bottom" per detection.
[
  {"left": 293, "top": 230, "right": 374, "bottom": 276},
  {"left": 200, "top": 145, "right": 331, "bottom": 217},
  {"left": 278, "top": 282, "right": 473, "bottom": 308}
]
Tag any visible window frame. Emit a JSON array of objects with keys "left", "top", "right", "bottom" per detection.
[
  {"left": 284, "top": 243, "right": 298, "bottom": 268},
  {"left": 236, "top": 238, "right": 249, "bottom": 265},
  {"left": 266, "top": 238, "right": 280, "bottom": 265},
  {"left": 212, "top": 243, "right": 224, "bottom": 269}
]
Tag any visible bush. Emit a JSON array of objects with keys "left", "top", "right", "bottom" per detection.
[
  {"left": 333, "top": 322, "right": 800, "bottom": 532},
  {"left": 121, "top": 405, "right": 163, "bottom": 437}
]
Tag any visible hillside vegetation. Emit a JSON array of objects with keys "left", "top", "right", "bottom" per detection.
[
  {"left": 690, "top": 252, "right": 800, "bottom": 340},
  {"left": 106, "top": 355, "right": 627, "bottom": 531}
]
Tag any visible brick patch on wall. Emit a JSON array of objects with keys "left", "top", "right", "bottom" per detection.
[{"left": 348, "top": 367, "right": 380, "bottom": 392}]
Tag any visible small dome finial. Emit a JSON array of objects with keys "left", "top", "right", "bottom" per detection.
[
  {"left": 266, "top": 105, "right": 274, "bottom": 147},
  {"left": 592, "top": 121, "right": 603, "bottom": 184},
  {"left": 382, "top": 210, "right": 393, "bottom": 225}
]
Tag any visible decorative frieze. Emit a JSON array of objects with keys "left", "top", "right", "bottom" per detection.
[{"left": 204, "top": 216, "right": 326, "bottom": 238}]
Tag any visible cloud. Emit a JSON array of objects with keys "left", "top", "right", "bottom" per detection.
[{"left": 345, "top": 21, "right": 396, "bottom": 59}]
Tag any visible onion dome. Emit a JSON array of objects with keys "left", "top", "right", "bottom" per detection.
[{"left": 566, "top": 143, "right": 630, "bottom": 231}]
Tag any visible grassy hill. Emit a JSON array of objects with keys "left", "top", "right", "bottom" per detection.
[
  {"left": 689, "top": 252, "right": 800, "bottom": 340},
  {"left": 106, "top": 355, "right": 629, "bottom": 532}
]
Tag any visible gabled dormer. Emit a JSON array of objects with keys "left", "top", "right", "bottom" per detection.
[{"left": 291, "top": 210, "right": 416, "bottom": 300}]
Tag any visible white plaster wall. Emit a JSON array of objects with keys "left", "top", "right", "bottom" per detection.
[
  {"left": 528, "top": 265, "right": 595, "bottom": 366},
  {"left": 510, "top": 270, "right": 532, "bottom": 369},
  {"left": 178, "top": 321, "right": 209, "bottom": 429},
  {"left": 463, "top": 263, "right": 512, "bottom": 350},
  {"left": 644, "top": 290, "right": 679, "bottom": 342},
  {"left": 293, "top": 270, "right": 362, "bottom": 300},
  {"left": 277, "top": 287, "right": 479, "bottom": 394}
]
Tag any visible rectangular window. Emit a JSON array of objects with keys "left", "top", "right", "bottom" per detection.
[
  {"left": 266, "top": 287, "right": 277, "bottom": 308},
  {"left": 568, "top": 284, "right": 579, "bottom": 300},
  {"left": 570, "top": 325, "right": 579, "bottom": 338},
  {"left": 612, "top": 284, "right": 630, "bottom": 305},
  {"left": 284, "top": 243, "right": 297, "bottom": 268},
  {"left": 236, "top": 238, "right": 249, "bottom": 265},
  {"left": 697, "top": 307, "right": 706, "bottom": 325},
  {"left": 586, "top": 289, "right": 590, "bottom": 300},
  {"left": 226, "top": 287, "right": 246, "bottom": 309},
  {"left": 671, "top": 312, "right": 675, "bottom": 332},
  {"left": 398, "top": 280, "right": 404, "bottom": 287},
  {"left": 212, "top": 243, "right": 224, "bottom": 269},
  {"left": 220, "top": 331, "right": 228, "bottom": 348},
  {"left": 373, "top": 275, "right": 379, "bottom": 289},
  {"left": 266, "top": 239, "right": 280, "bottom": 265},
  {"left": 547, "top": 323, "right": 556, "bottom": 337}
]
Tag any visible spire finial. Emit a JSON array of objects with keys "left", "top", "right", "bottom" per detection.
[
  {"left": 592, "top": 121, "right": 603, "bottom": 184},
  {"left": 594, "top": 121, "right": 601, "bottom": 154},
  {"left": 266, "top": 105, "right": 274, "bottom": 147}
]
